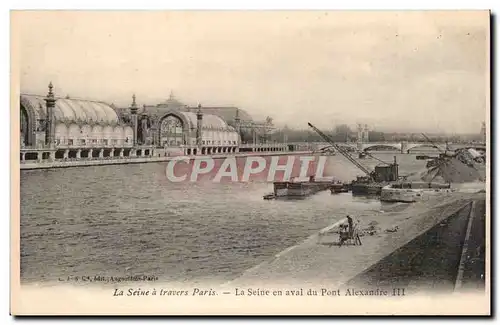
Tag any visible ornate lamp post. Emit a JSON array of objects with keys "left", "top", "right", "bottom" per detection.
[
  {"left": 129, "top": 94, "right": 138, "bottom": 146},
  {"left": 44, "top": 82, "right": 57, "bottom": 148}
]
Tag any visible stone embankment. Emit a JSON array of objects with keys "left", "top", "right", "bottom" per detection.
[{"left": 225, "top": 191, "right": 485, "bottom": 291}]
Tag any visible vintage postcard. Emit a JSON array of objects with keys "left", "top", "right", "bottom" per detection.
[{"left": 10, "top": 10, "right": 490, "bottom": 315}]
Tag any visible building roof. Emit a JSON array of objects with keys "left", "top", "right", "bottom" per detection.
[
  {"left": 127, "top": 94, "right": 250, "bottom": 131},
  {"left": 192, "top": 107, "right": 253, "bottom": 123},
  {"left": 137, "top": 93, "right": 254, "bottom": 124},
  {"left": 20, "top": 94, "right": 120, "bottom": 125},
  {"left": 177, "top": 111, "right": 233, "bottom": 130}
]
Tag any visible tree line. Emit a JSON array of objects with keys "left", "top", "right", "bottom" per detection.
[
  {"left": 267, "top": 124, "right": 386, "bottom": 143},
  {"left": 264, "top": 124, "right": 483, "bottom": 143}
]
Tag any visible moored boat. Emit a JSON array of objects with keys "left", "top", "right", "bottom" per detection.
[
  {"left": 263, "top": 193, "right": 276, "bottom": 200},
  {"left": 330, "top": 182, "right": 349, "bottom": 194},
  {"left": 380, "top": 182, "right": 452, "bottom": 203},
  {"left": 351, "top": 181, "right": 386, "bottom": 196},
  {"left": 267, "top": 176, "right": 332, "bottom": 199}
]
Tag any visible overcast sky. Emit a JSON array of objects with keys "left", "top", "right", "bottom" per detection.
[{"left": 13, "top": 11, "right": 488, "bottom": 133}]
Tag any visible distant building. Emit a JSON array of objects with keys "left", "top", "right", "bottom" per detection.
[
  {"left": 117, "top": 92, "right": 275, "bottom": 154},
  {"left": 116, "top": 93, "right": 239, "bottom": 154},
  {"left": 20, "top": 84, "right": 281, "bottom": 162},
  {"left": 20, "top": 93, "right": 134, "bottom": 149}
]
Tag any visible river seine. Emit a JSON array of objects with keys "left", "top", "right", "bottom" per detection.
[{"left": 20, "top": 152, "right": 431, "bottom": 285}]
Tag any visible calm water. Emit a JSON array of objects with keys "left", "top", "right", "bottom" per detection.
[{"left": 20, "top": 152, "right": 432, "bottom": 285}]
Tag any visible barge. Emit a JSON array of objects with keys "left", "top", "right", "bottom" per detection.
[
  {"left": 264, "top": 176, "right": 332, "bottom": 200},
  {"left": 330, "top": 182, "right": 350, "bottom": 194},
  {"left": 350, "top": 161, "right": 400, "bottom": 196},
  {"left": 380, "top": 182, "right": 452, "bottom": 203},
  {"left": 351, "top": 180, "right": 387, "bottom": 196}
]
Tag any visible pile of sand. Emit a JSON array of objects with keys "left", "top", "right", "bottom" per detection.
[{"left": 418, "top": 156, "right": 485, "bottom": 184}]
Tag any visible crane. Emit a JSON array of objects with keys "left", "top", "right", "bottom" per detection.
[
  {"left": 307, "top": 122, "right": 374, "bottom": 180},
  {"left": 308, "top": 122, "right": 403, "bottom": 183}
]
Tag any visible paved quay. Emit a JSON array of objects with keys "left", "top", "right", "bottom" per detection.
[{"left": 224, "top": 192, "right": 484, "bottom": 291}]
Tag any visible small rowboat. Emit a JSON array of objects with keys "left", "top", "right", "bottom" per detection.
[{"left": 263, "top": 193, "right": 276, "bottom": 200}]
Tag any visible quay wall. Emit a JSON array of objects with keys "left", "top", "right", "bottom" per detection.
[
  {"left": 19, "top": 151, "right": 314, "bottom": 170},
  {"left": 342, "top": 201, "right": 475, "bottom": 293}
]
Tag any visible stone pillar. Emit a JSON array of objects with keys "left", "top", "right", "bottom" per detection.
[
  {"left": 89, "top": 149, "right": 93, "bottom": 159},
  {"left": 357, "top": 123, "right": 364, "bottom": 145},
  {"left": 140, "top": 149, "right": 144, "bottom": 157},
  {"left": 151, "top": 126, "right": 159, "bottom": 147},
  {"left": 130, "top": 94, "right": 138, "bottom": 146},
  {"left": 196, "top": 104, "right": 203, "bottom": 152},
  {"left": 119, "top": 149, "right": 124, "bottom": 157},
  {"left": 481, "top": 122, "right": 486, "bottom": 143},
  {"left": 44, "top": 82, "right": 57, "bottom": 148},
  {"left": 99, "top": 149, "right": 104, "bottom": 158},
  {"left": 401, "top": 141, "right": 408, "bottom": 154},
  {"left": 235, "top": 108, "right": 241, "bottom": 146},
  {"left": 37, "top": 152, "right": 42, "bottom": 163},
  {"left": 364, "top": 124, "right": 369, "bottom": 142},
  {"left": 110, "top": 148, "right": 115, "bottom": 158},
  {"left": 63, "top": 150, "right": 69, "bottom": 159},
  {"left": 21, "top": 152, "right": 25, "bottom": 161},
  {"left": 76, "top": 149, "right": 81, "bottom": 159},
  {"left": 141, "top": 114, "right": 148, "bottom": 144}
]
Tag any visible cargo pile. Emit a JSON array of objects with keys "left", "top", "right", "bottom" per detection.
[{"left": 415, "top": 149, "right": 486, "bottom": 184}]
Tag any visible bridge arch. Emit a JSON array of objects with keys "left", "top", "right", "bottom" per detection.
[
  {"left": 314, "top": 145, "right": 338, "bottom": 154},
  {"left": 335, "top": 143, "right": 357, "bottom": 151},
  {"left": 406, "top": 143, "right": 445, "bottom": 152},
  {"left": 362, "top": 143, "right": 401, "bottom": 152}
]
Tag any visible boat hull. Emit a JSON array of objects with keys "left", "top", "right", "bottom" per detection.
[
  {"left": 272, "top": 181, "right": 331, "bottom": 199},
  {"left": 330, "top": 184, "right": 349, "bottom": 194},
  {"left": 351, "top": 183, "right": 384, "bottom": 196},
  {"left": 380, "top": 182, "right": 452, "bottom": 203}
]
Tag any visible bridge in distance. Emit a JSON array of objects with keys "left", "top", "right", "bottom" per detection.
[{"left": 283, "top": 141, "right": 486, "bottom": 154}]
